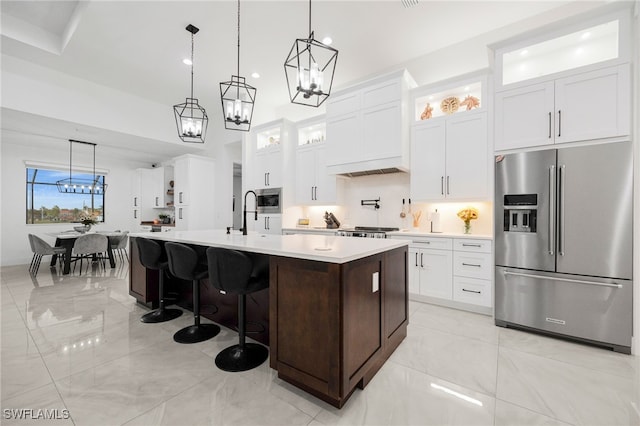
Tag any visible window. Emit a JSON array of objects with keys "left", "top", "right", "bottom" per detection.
[{"left": 26, "top": 167, "right": 105, "bottom": 225}]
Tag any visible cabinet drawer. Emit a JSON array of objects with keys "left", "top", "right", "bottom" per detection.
[
  {"left": 454, "top": 238, "right": 492, "bottom": 253},
  {"left": 362, "top": 80, "right": 400, "bottom": 109},
  {"left": 453, "top": 252, "right": 491, "bottom": 279},
  {"left": 410, "top": 237, "right": 452, "bottom": 251},
  {"left": 453, "top": 276, "right": 492, "bottom": 307}
]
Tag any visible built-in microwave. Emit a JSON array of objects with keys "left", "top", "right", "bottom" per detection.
[{"left": 256, "top": 187, "right": 282, "bottom": 214}]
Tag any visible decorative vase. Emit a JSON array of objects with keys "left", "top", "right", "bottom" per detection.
[
  {"left": 84, "top": 224, "right": 92, "bottom": 233},
  {"left": 463, "top": 221, "right": 471, "bottom": 234}
]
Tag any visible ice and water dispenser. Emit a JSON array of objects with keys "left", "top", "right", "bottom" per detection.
[{"left": 503, "top": 194, "right": 537, "bottom": 233}]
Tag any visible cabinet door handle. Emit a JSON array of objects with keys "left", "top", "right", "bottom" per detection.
[
  {"left": 134, "top": 210, "right": 137, "bottom": 219},
  {"left": 179, "top": 192, "right": 183, "bottom": 203},
  {"left": 311, "top": 187, "right": 314, "bottom": 201},
  {"left": 462, "top": 288, "right": 481, "bottom": 294},
  {"left": 155, "top": 197, "right": 159, "bottom": 206},
  {"left": 264, "top": 173, "right": 267, "bottom": 186},
  {"left": 179, "top": 208, "right": 183, "bottom": 220},
  {"left": 441, "top": 176, "right": 444, "bottom": 195},
  {"left": 414, "top": 252, "right": 418, "bottom": 267},
  {"left": 462, "top": 262, "right": 482, "bottom": 268},
  {"left": 314, "top": 186, "right": 318, "bottom": 200},
  {"left": 420, "top": 253, "right": 424, "bottom": 268},
  {"left": 267, "top": 173, "right": 270, "bottom": 186},
  {"left": 557, "top": 110, "right": 562, "bottom": 137},
  {"left": 548, "top": 112, "right": 552, "bottom": 139},
  {"left": 414, "top": 241, "right": 431, "bottom": 245},
  {"left": 446, "top": 176, "right": 450, "bottom": 195},
  {"left": 268, "top": 216, "right": 270, "bottom": 230},
  {"left": 462, "top": 243, "right": 481, "bottom": 247},
  {"left": 134, "top": 197, "right": 138, "bottom": 207}
]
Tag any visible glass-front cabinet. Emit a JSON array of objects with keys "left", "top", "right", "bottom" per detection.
[{"left": 491, "top": 5, "right": 631, "bottom": 151}]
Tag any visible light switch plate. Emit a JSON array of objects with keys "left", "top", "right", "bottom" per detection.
[{"left": 372, "top": 272, "right": 379, "bottom": 293}]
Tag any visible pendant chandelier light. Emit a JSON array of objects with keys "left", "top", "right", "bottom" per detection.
[
  {"left": 220, "top": 0, "right": 257, "bottom": 132},
  {"left": 56, "top": 139, "right": 107, "bottom": 194},
  {"left": 173, "top": 24, "right": 208, "bottom": 143},
  {"left": 284, "top": 0, "right": 338, "bottom": 107}
]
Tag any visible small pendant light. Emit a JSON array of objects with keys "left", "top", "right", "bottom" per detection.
[
  {"left": 284, "top": 0, "right": 338, "bottom": 107},
  {"left": 173, "top": 24, "right": 208, "bottom": 143},
  {"left": 220, "top": 0, "right": 257, "bottom": 132}
]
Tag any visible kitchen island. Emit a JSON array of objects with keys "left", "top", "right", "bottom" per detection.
[{"left": 129, "top": 230, "right": 408, "bottom": 408}]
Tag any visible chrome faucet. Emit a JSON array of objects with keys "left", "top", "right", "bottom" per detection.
[{"left": 242, "top": 190, "right": 258, "bottom": 236}]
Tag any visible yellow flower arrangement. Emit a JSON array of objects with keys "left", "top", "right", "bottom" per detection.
[{"left": 457, "top": 207, "right": 479, "bottom": 234}]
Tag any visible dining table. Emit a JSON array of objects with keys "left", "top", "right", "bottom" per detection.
[{"left": 48, "top": 231, "right": 123, "bottom": 274}]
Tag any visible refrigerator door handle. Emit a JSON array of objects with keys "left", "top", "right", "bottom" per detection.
[
  {"left": 559, "top": 165, "right": 566, "bottom": 256},
  {"left": 548, "top": 165, "right": 555, "bottom": 255},
  {"left": 503, "top": 270, "right": 622, "bottom": 289}
]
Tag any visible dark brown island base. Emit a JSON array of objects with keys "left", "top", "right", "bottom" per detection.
[{"left": 129, "top": 230, "right": 408, "bottom": 408}]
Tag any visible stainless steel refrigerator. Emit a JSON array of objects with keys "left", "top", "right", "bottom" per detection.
[{"left": 495, "top": 141, "right": 633, "bottom": 353}]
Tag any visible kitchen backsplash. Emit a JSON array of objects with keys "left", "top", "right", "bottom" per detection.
[{"left": 298, "top": 173, "right": 493, "bottom": 235}]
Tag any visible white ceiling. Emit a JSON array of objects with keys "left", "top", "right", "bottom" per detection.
[{"left": 0, "top": 0, "right": 609, "bottom": 160}]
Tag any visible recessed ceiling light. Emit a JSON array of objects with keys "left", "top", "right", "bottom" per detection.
[
  {"left": 322, "top": 36, "right": 333, "bottom": 45},
  {"left": 251, "top": 72, "right": 260, "bottom": 78},
  {"left": 183, "top": 58, "right": 192, "bottom": 65},
  {"left": 520, "top": 49, "right": 528, "bottom": 56},
  {"left": 581, "top": 32, "right": 591, "bottom": 40}
]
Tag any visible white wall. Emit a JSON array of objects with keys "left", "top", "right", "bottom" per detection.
[{"left": 0, "top": 136, "right": 147, "bottom": 266}]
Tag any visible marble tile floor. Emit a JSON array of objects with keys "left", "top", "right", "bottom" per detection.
[{"left": 1, "top": 263, "right": 639, "bottom": 426}]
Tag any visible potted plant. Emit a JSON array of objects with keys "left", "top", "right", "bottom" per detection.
[{"left": 158, "top": 214, "right": 171, "bottom": 224}]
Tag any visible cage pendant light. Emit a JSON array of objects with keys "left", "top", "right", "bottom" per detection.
[
  {"left": 220, "top": 0, "right": 256, "bottom": 132},
  {"left": 56, "top": 139, "right": 107, "bottom": 194},
  {"left": 284, "top": 0, "right": 338, "bottom": 107},
  {"left": 173, "top": 24, "right": 208, "bottom": 143}
]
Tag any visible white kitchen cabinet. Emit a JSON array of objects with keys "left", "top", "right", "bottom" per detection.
[
  {"left": 408, "top": 238, "right": 453, "bottom": 300},
  {"left": 174, "top": 205, "right": 188, "bottom": 231},
  {"left": 410, "top": 111, "right": 488, "bottom": 201},
  {"left": 256, "top": 214, "right": 281, "bottom": 235},
  {"left": 171, "top": 154, "right": 215, "bottom": 231},
  {"left": 391, "top": 235, "right": 493, "bottom": 312},
  {"left": 255, "top": 147, "right": 282, "bottom": 188},
  {"left": 326, "top": 70, "right": 415, "bottom": 175},
  {"left": 132, "top": 168, "right": 154, "bottom": 225},
  {"left": 246, "top": 119, "right": 294, "bottom": 192},
  {"left": 150, "top": 166, "right": 173, "bottom": 209},
  {"left": 295, "top": 145, "right": 337, "bottom": 205},
  {"left": 495, "top": 64, "right": 630, "bottom": 151}
]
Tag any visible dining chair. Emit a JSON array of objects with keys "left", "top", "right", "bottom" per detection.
[
  {"left": 72, "top": 234, "right": 108, "bottom": 274},
  {"left": 28, "top": 234, "right": 66, "bottom": 275},
  {"left": 115, "top": 231, "right": 129, "bottom": 262}
]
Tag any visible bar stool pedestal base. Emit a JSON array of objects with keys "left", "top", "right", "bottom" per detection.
[
  {"left": 141, "top": 308, "right": 183, "bottom": 323},
  {"left": 215, "top": 343, "right": 268, "bottom": 372},
  {"left": 173, "top": 324, "right": 220, "bottom": 344}
]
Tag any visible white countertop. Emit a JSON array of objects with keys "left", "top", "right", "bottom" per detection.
[
  {"left": 387, "top": 230, "right": 493, "bottom": 240},
  {"left": 282, "top": 227, "right": 338, "bottom": 234},
  {"left": 130, "top": 230, "right": 408, "bottom": 264}
]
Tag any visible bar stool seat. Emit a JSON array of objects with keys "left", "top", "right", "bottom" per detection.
[
  {"left": 137, "top": 237, "right": 183, "bottom": 323},
  {"left": 166, "top": 242, "right": 220, "bottom": 344},
  {"left": 206, "top": 247, "right": 269, "bottom": 372}
]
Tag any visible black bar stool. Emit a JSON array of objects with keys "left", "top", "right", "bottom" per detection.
[
  {"left": 137, "top": 238, "right": 183, "bottom": 323},
  {"left": 206, "top": 247, "right": 269, "bottom": 372},
  {"left": 166, "top": 242, "right": 220, "bottom": 344}
]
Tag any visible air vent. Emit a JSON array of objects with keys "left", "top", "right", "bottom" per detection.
[{"left": 339, "top": 167, "right": 404, "bottom": 177}]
